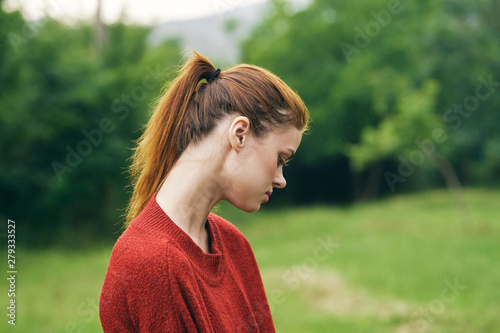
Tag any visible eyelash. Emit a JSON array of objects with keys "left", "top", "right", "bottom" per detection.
[{"left": 278, "top": 156, "right": 289, "bottom": 167}]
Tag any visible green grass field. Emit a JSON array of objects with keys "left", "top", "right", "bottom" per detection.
[{"left": 2, "top": 188, "right": 499, "bottom": 332}]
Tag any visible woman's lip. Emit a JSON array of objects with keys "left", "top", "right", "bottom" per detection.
[{"left": 264, "top": 191, "right": 272, "bottom": 203}]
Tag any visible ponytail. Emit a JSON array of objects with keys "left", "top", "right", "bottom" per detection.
[
  {"left": 125, "top": 51, "right": 309, "bottom": 227},
  {"left": 125, "top": 52, "right": 216, "bottom": 226}
]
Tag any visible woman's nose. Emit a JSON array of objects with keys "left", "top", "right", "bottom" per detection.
[{"left": 273, "top": 167, "right": 286, "bottom": 189}]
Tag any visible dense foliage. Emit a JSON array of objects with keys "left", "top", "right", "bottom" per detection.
[
  {"left": 0, "top": 3, "right": 181, "bottom": 246},
  {"left": 242, "top": 0, "right": 500, "bottom": 202}
]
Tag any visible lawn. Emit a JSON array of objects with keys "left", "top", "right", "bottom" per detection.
[{"left": 2, "top": 188, "right": 499, "bottom": 332}]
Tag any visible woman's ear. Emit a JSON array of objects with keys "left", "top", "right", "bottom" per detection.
[{"left": 228, "top": 116, "right": 250, "bottom": 152}]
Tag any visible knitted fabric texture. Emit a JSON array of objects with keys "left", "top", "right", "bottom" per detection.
[{"left": 99, "top": 193, "right": 275, "bottom": 332}]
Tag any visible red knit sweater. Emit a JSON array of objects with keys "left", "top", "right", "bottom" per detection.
[{"left": 99, "top": 193, "right": 275, "bottom": 332}]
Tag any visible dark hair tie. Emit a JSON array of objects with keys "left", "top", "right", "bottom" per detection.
[{"left": 206, "top": 68, "right": 221, "bottom": 83}]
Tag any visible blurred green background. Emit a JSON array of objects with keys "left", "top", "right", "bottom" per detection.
[{"left": 1, "top": 0, "right": 499, "bottom": 332}]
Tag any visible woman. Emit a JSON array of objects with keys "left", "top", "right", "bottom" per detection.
[{"left": 99, "top": 52, "right": 309, "bottom": 332}]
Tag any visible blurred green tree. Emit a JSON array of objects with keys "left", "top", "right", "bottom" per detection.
[
  {"left": 242, "top": 0, "right": 500, "bottom": 202},
  {"left": 0, "top": 3, "right": 181, "bottom": 246}
]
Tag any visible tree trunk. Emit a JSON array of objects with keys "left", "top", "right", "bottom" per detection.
[
  {"left": 94, "top": 0, "right": 105, "bottom": 53},
  {"left": 429, "top": 151, "right": 472, "bottom": 224},
  {"left": 351, "top": 162, "right": 383, "bottom": 202}
]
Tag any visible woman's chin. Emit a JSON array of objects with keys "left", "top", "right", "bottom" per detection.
[{"left": 229, "top": 200, "right": 261, "bottom": 213}]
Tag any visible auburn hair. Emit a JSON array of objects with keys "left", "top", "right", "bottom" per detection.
[{"left": 125, "top": 52, "right": 309, "bottom": 227}]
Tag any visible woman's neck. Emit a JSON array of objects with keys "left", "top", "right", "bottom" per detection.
[{"left": 156, "top": 141, "right": 226, "bottom": 254}]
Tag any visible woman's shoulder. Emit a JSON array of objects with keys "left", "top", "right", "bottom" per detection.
[
  {"left": 209, "top": 213, "right": 253, "bottom": 250},
  {"left": 209, "top": 213, "right": 245, "bottom": 237},
  {"left": 108, "top": 228, "right": 168, "bottom": 268},
  {"left": 104, "top": 228, "right": 194, "bottom": 285}
]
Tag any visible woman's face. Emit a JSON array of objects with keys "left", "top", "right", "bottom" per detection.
[{"left": 223, "top": 123, "right": 303, "bottom": 213}]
